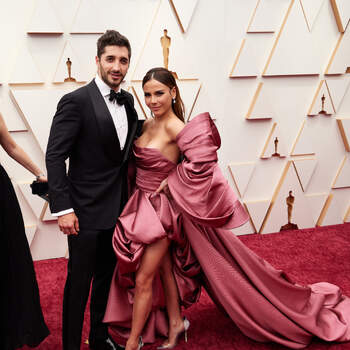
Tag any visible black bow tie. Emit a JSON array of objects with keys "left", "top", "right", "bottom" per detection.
[{"left": 109, "top": 90, "right": 127, "bottom": 105}]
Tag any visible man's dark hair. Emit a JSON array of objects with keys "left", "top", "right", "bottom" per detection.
[{"left": 97, "top": 30, "right": 131, "bottom": 59}]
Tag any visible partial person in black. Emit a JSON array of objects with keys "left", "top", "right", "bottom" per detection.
[{"left": 0, "top": 112, "right": 49, "bottom": 350}]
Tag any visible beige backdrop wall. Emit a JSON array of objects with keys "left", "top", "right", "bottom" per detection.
[{"left": 0, "top": 0, "right": 349, "bottom": 260}]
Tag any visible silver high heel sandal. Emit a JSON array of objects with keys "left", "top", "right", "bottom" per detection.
[
  {"left": 137, "top": 336, "right": 144, "bottom": 350},
  {"left": 157, "top": 317, "right": 190, "bottom": 349}
]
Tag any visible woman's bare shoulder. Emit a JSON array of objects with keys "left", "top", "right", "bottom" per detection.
[
  {"left": 165, "top": 117, "right": 185, "bottom": 141},
  {"left": 143, "top": 117, "right": 151, "bottom": 126},
  {"left": 141, "top": 117, "right": 153, "bottom": 132}
]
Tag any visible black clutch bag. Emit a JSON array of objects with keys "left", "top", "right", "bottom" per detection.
[{"left": 30, "top": 181, "right": 49, "bottom": 202}]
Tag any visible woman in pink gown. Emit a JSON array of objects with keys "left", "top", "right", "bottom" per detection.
[{"left": 104, "top": 67, "right": 350, "bottom": 350}]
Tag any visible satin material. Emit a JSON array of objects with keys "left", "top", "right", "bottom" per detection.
[{"left": 104, "top": 113, "right": 350, "bottom": 348}]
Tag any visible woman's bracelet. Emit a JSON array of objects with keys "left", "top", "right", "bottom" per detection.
[{"left": 35, "top": 173, "right": 45, "bottom": 181}]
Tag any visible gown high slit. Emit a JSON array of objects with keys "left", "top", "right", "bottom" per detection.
[{"left": 104, "top": 113, "right": 350, "bottom": 349}]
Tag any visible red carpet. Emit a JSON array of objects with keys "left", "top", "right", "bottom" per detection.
[{"left": 23, "top": 223, "right": 350, "bottom": 350}]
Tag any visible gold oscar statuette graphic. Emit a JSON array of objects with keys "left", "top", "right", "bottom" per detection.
[
  {"left": 272, "top": 137, "right": 280, "bottom": 157},
  {"left": 64, "top": 57, "right": 76, "bottom": 82},
  {"left": 160, "top": 29, "right": 171, "bottom": 70},
  {"left": 280, "top": 190, "right": 299, "bottom": 231},
  {"left": 160, "top": 29, "right": 178, "bottom": 79},
  {"left": 318, "top": 94, "right": 327, "bottom": 115}
]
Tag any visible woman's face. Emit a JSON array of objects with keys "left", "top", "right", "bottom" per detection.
[{"left": 143, "top": 78, "right": 176, "bottom": 118}]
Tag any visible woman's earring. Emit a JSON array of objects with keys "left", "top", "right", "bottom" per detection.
[{"left": 172, "top": 98, "right": 175, "bottom": 105}]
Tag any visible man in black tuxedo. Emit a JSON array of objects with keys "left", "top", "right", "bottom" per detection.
[{"left": 46, "top": 30, "right": 139, "bottom": 350}]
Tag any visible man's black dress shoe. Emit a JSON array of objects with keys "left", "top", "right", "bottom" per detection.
[{"left": 89, "top": 335, "right": 125, "bottom": 350}]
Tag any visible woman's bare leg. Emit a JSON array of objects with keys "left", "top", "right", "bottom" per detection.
[
  {"left": 126, "top": 237, "right": 171, "bottom": 350},
  {"left": 159, "top": 251, "right": 186, "bottom": 347}
]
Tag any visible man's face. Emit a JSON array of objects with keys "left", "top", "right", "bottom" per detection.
[{"left": 96, "top": 45, "right": 130, "bottom": 90}]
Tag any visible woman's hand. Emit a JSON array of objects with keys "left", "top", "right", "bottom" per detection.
[
  {"left": 0, "top": 113, "right": 48, "bottom": 179},
  {"left": 36, "top": 174, "right": 48, "bottom": 182},
  {"left": 155, "top": 178, "right": 171, "bottom": 197}
]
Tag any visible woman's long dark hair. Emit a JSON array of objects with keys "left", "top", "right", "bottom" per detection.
[{"left": 142, "top": 67, "right": 185, "bottom": 122}]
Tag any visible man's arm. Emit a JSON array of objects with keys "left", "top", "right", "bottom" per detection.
[{"left": 46, "top": 93, "right": 82, "bottom": 234}]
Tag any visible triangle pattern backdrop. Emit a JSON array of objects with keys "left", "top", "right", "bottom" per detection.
[
  {"left": 41, "top": 203, "right": 58, "bottom": 222},
  {"left": 260, "top": 122, "right": 287, "bottom": 158},
  {"left": 228, "top": 162, "right": 256, "bottom": 198},
  {"left": 244, "top": 199, "right": 271, "bottom": 233},
  {"left": 290, "top": 120, "right": 315, "bottom": 156},
  {"left": 27, "top": 0, "right": 63, "bottom": 34},
  {"left": 293, "top": 158, "right": 318, "bottom": 192},
  {"left": 169, "top": 0, "right": 198, "bottom": 33},
  {"left": 308, "top": 80, "right": 335, "bottom": 116},
  {"left": 263, "top": 0, "right": 320, "bottom": 76},
  {"left": 318, "top": 193, "right": 344, "bottom": 226},
  {"left": 132, "top": 0, "right": 198, "bottom": 80},
  {"left": 70, "top": 0, "right": 105, "bottom": 33},
  {"left": 25, "top": 225, "right": 38, "bottom": 247},
  {"left": 326, "top": 75, "right": 350, "bottom": 112},
  {"left": 246, "top": 82, "right": 274, "bottom": 120},
  {"left": 247, "top": 0, "right": 290, "bottom": 33},
  {"left": 11, "top": 88, "right": 76, "bottom": 153},
  {"left": 128, "top": 86, "right": 147, "bottom": 120},
  {"left": 330, "top": 0, "right": 350, "bottom": 32},
  {"left": 9, "top": 45, "right": 44, "bottom": 84},
  {"left": 53, "top": 41, "right": 89, "bottom": 83},
  {"left": 299, "top": 0, "right": 325, "bottom": 31},
  {"left": 332, "top": 155, "right": 350, "bottom": 188},
  {"left": 326, "top": 27, "right": 350, "bottom": 74},
  {"left": 230, "top": 35, "right": 274, "bottom": 78},
  {"left": 345, "top": 206, "right": 350, "bottom": 222},
  {"left": 261, "top": 161, "right": 315, "bottom": 234},
  {"left": 1, "top": 0, "right": 350, "bottom": 260},
  {"left": 336, "top": 118, "right": 350, "bottom": 151},
  {"left": 305, "top": 193, "right": 328, "bottom": 224}
]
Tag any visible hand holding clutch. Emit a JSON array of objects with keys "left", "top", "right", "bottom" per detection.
[{"left": 30, "top": 180, "right": 49, "bottom": 202}]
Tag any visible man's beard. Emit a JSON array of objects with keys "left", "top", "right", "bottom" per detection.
[{"left": 99, "top": 65, "right": 124, "bottom": 89}]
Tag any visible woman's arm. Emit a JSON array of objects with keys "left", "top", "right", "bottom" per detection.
[{"left": 0, "top": 113, "right": 46, "bottom": 181}]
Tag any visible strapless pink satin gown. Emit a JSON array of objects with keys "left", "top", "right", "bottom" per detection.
[{"left": 104, "top": 113, "right": 350, "bottom": 348}]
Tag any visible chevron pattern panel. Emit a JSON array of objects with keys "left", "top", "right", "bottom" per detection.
[{"left": 0, "top": 0, "right": 349, "bottom": 260}]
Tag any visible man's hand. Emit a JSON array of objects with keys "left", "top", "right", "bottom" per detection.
[
  {"left": 155, "top": 178, "right": 171, "bottom": 197},
  {"left": 58, "top": 212, "right": 80, "bottom": 235}
]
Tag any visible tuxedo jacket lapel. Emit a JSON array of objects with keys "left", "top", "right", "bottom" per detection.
[
  {"left": 122, "top": 91, "right": 138, "bottom": 163},
  {"left": 87, "top": 80, "right": 122, "bottom": 164}
]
